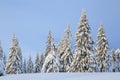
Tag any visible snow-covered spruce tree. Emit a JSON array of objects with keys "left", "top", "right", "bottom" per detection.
[
  {"left": 23, "top": 59, "right": 27, "bottom": 73},
  {"left": 3, "top": 54, "right": 6, "bottom": 67},
  {"left": 6, "top": 34, "right": 22, "bottom": 74},
  {"left": 111, "top": 49, "right": 120, "bottom": 72},
  {"left": 0, "top": 41, "right": 3, "bottom": 60},
  {"left": 0, "top": 60, "right": 4, "bottom": 76},
  {"left": 57, "top": 23, "right": 73, "bottom": 72},
  {"left": 41, "top": 43, "right": 60, "bottom": 72},
  {"left": 105, "top": 50, "right": 112, "bottom": 72},
  {"left": 111, "top": 49, "right": 116, "bottom": 72},
  {"left": 69, "top": 10, "right": 95, "bottom": 72},
  {"left": 34, "top": 53, "right": 40, "bottom": 73},
  {"left": 0, "top": 41, "right": 5, "bottom": 76},
  {"left": 26, "top": 56, "right": 33, "bottom": 73},
  {"left": 40, "top": 53, "right": 45, "bottom": 71},
  {"left": 115, "top": 49, "right": 120, "bottom": 72},
  {"left": 45, "top": 30, "right": 53, "bottom": 57},
  {"left": 96, "top": 24, "right": 109, "bottom": 72}
]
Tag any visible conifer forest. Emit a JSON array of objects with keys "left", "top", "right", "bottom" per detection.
[{"left": 1, "top": 10, "right": 120, "bottom": 76}]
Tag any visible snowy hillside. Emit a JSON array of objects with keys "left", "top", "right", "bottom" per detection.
[{"left": 0, "top": 73, "right": 120, "bottom": 80}]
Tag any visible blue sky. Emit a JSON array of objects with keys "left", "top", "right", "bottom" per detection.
[{"left": 0, "top": 0, "right": 120, "bottom": 59}]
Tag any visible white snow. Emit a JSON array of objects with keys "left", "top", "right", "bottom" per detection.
[
  {"left": 41, "top": 49, "right": 60, "bottom": 72},
  {"left": 0, "top": 73, "right": 120, "bottom": 80}
]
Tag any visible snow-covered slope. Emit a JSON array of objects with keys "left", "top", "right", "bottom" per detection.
[{"left": 0, "top": 73, "right": 120, "bottom": 80}]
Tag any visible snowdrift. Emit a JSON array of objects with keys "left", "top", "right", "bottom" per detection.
[{"left": 0, "top": 73, "right": 120, "bottom": 80}]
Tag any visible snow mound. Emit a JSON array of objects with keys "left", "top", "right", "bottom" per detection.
[{"left": 0, "top": 73, "right": 120, "bottom": 80}]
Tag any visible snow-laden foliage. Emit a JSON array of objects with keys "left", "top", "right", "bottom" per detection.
[
  {"left": 69, "top": 9, "right": 95, "bottom": 72},
  {"left": 105, "top": 50, "right": 112, "bottom": 72},
  {"left": 0, "top": 42, "right": 5, "bottom": 76},
  {"left": 0, "top": 41, "right": 3, "bottom": 60},
  {"left": 39, "top": 54, "right": 45, "bottom": 71},
  {"left": 26, "top": 56, "right": 33, "bottom": 73},
  {"left": 96, "top": 24, "right": 109, "bottom": 72},
  {"left": 6, "top": 34, "right": 22, "bottom": 74},
  {"left": 1, "top": 9, "right": 120, "bottom": 75},
  {"left": 0, "top": 60, "right": 4, "bottom": 76},
  {"left": 23, "top": 59, "right": 27, "bottom": 73},
  {"left": 3, "top": 54, "right": 6, "bottom": 67},
  {"left": 34, "top": 53, "right": 40, "bottom": 73},
  {"left": 42, "top": 43, "right": 60, "bottom": 72},
  {"left": 111, "top": 49, "right": 115, "bottom": 72},
  {"left": 111, "top": 49, "right": 120, "bottom": 72},
  {"left": 57, "top": 24, "right": 73, "bottom": 72},
  {"left": 45, "top": 30, "right": 54, "bottom": 57}
]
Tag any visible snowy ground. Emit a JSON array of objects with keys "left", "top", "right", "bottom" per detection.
[{"left": 0, "top": 73, "right": 120, "bottom": 80}]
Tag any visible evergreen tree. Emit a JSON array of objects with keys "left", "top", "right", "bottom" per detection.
[
  {"left": 26, "top": 56, "right": 33, "bottom": 73},
  {"left": 96, "top": 24, "right": 109, "bottom": 72},
  {"left": 39, "top": 53, "right": 44, "bottom": 72},
  {"left": 105, "top": 50, "right": 112, "bottom": 72},
  {"left": 111, "top": 49, "right": 120, "bottom": 72},
  {"left": 69, "top": 9, "right": 95, "bottom": 72},
  {"left": 23, "top": 59, "right": 27, "bottom": 73},
  {"left": 0, "top": 41, "right": 3, "bottom": 60},
  {"left": 41, "top": 43, "right": 60, "bottom": 72},
  {"left": 6, "top": 34, "right": 22, "bottom": 74},
  {"left": 34, "top": 53, "right": 40, "bottom": 73},
  {"left": 3, "top": 54, "right": 6, "bottom": 67},
  {"left": 58, "top": 23, "right": 73, "bottom": 72},
  {"left": 0, "top": 41, "right": 5, "bottom": 76},
  {"left": 45, "top": 30, "right": 53, "bottom": 57},
  {"left": 111, "top": 49, "right": 116, "bottom": 72}
]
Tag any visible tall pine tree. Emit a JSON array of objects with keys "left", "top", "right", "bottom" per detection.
[
  {"left": 58, "top": 23, "right": 73, "bottom": 72},
  {"left": 96, "top": 24, "right": 109, "bottom": 72},
  {"left": 45, "top": 30, "right": 53, "bottom": 57},
  {"left": 69, "top": 9, "right": 95, "bottom": 72},
  {"left": 6, "top": 34, "right": 22, "bottom": 74},
  {"left": 26, "top": 56, "right": 33, "bottom": 73},
  {"left": 34, "top": 53, "right": 40, "bottom": 73}
]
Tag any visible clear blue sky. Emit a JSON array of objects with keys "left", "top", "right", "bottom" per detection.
[{"left": 0, "top": 0, "right": 120, "bottom": 59}]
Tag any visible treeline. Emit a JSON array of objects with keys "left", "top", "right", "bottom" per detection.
[{"left": 0, "top": 9, "right": 120, "bottom": 76}]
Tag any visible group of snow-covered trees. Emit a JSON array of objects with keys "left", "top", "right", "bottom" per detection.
[{"left": 0, "top": 10, "right": 120, "bottom": 76}]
